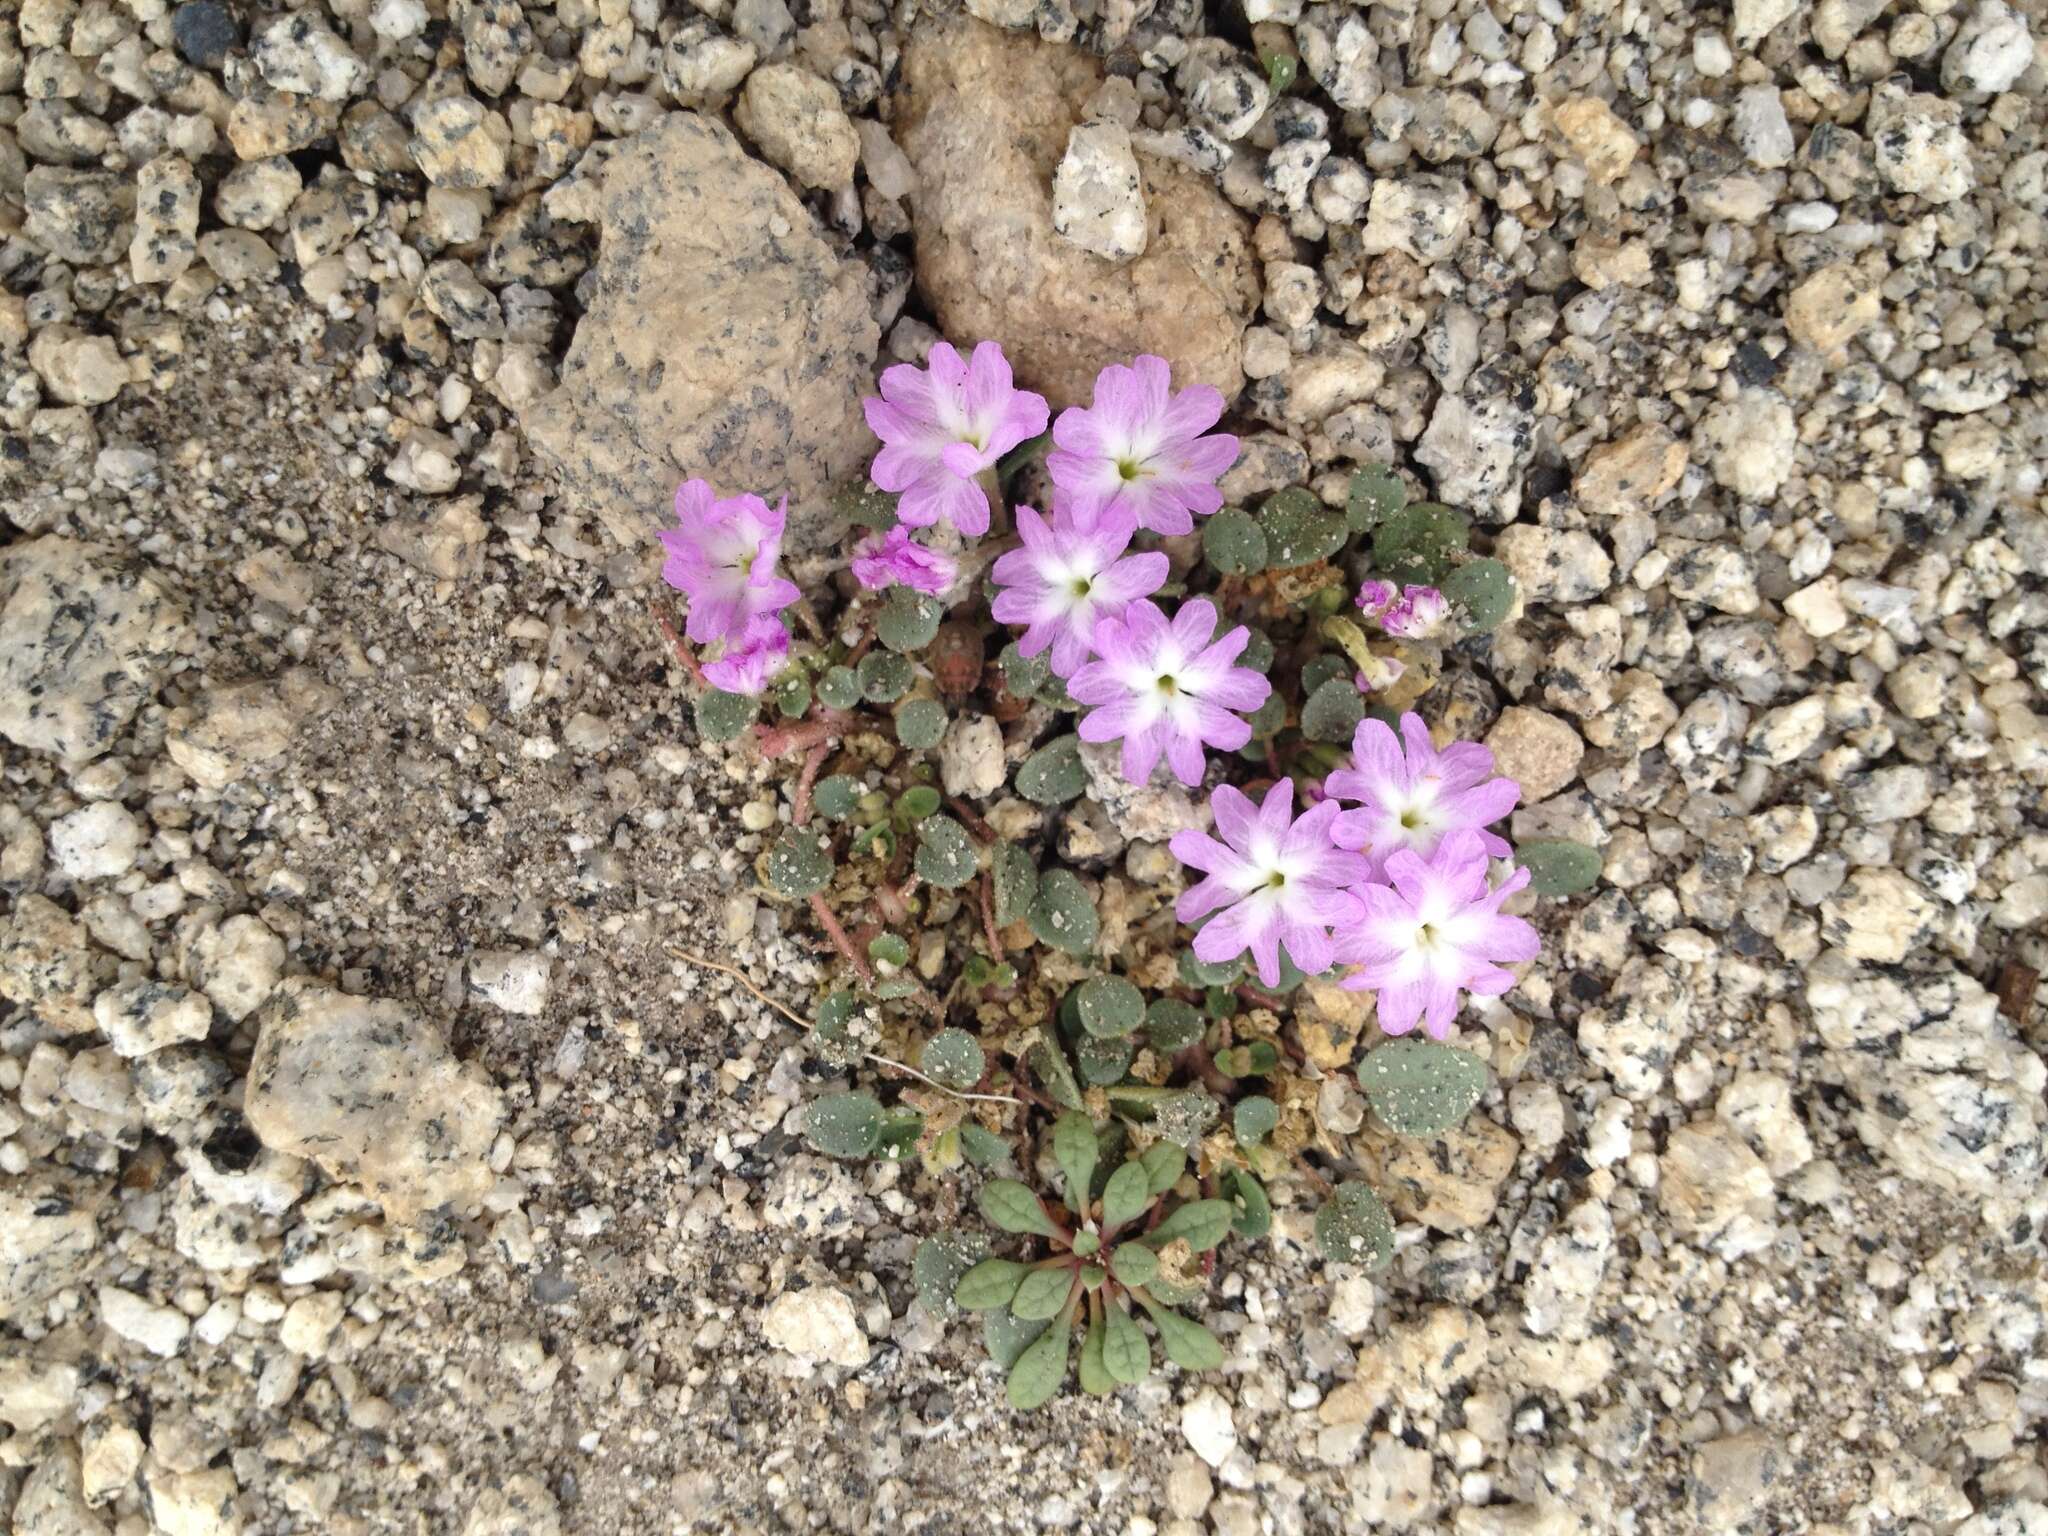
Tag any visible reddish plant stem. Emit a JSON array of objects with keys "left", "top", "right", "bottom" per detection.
[
  {"left": 808, "top": 894, "right": 875, "bottom": 987},
  {"left": 755, "top": 710, "right": 855, "bottom": 759},
  {"left": 874, "top": 881, "right": 908, "bottom": 927},
  {"left": 791, "top": 739, "right": 832, "bottom": 826},
  {"left": 979, "top": 871, "right": 1005, "bottom": 959},
  {"left": 1179, "top": 1041, "right": 1236, "bottom": 1098},
  {"left": 947, "top": 798, "right": 997, "bottom": 843},
  {"left": 1291, "top": 1153, "right": 1335, "bottom": 1198},
  {"left": 1236, "top": 982, "right": 1287, "bottom": 1012},
  {"left": 652, "top": 603, "right": 708, "bottom": 685}
]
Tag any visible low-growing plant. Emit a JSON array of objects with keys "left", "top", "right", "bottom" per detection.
[{"left": 657, "top": 341, "right": 1597, "bottom": 1406}]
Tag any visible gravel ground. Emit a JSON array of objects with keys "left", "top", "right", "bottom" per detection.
[{"left": 3, "top": 0, "right": 2047, "bottom": 1532}]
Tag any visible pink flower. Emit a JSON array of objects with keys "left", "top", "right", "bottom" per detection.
[
  {"left": 1333, "top": 831, "right": 1540, "bottom": 1037},
  {"left": 863, "top": 341, "right": 1049, "bottom": 538},
  {"left": 700, "top": 614, "right": 789, "bottom": 695},
  {"left": 1326, "top": 712, "right": 1520, "bottom": 882},
  {"left": 1354, "top": 658, "right": 1407, "bottom": 695},
  {"left": 1358, "top": 581, "right": 1448, "bottom": 640},
  {"left": 989, "top": 502, "right": 1170, "bottom": 676},
  {"left": 658, "top": 480, "right": 800, "bottom": 646},
  {"left": 1068, "top": 599, "right": 1270, "bottom": 787},
  {"left": 851, "top": 525, "right": 957, "bottom": 595},
  {"left": 1046, "top": 355, "right": 1239, "bottom": 536},
  {"left": 1170, "top": 780, "right": 1371, "bottom": 988}
]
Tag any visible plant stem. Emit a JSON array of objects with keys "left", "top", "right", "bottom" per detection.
[
  {"left": 808, "top": 894, "right": 875, "bottom": 987},
  {"left": 791, "top": 738, "right": 832, "bottom": 826}
]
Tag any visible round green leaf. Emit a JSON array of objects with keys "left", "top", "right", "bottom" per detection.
[
  {"left": 914, "top": 1232, "right": 989, "bottom": 1317},
  {"left": 997, "top": 641, "right": 1050, "bottom": 701},
  {"left": 1301, "top": 677, "right": 1366, "bottom": 744},
  {"left": 1516, "top": 838, "right": 1602, "bottom": 896},
  {"left": 803, "top": 1091, "right": 883, "bottom": 1158},
  {"left": 1258, "top": 487, "right": 1348, "bottom": 568},
  {"left": 1441, "top": 557, "right": 1518, "bottom": 633},
  {"left": 895, "top": 697, "right": 948, "bottom": 750},
  {"left": 857, "top": 651, "right": 914, "bottom": 703},
  {"left": 877, "top": 587, "right": 943, "bottom": 652},
  {"left": 1373, "top": 503, "right": 1470, "bottom": 583},
  {"left": 1016, "top": 735, "right": 1087, "bottom": 805},
  {"left": 1232, "top": 1096, "right": 1280, "bottom": 1146},
  {"left": 1357, "top": 1037, "right": 1490, "bottom": 1136},
  {"left": 1347, "top": 464, "right": 1407, "bottom": 530},
  {"left": 915, "top": 815, "right": 980, "bottom": 888},
  {"left": 1202, "top": 507, "right": 1269, "bottom": 574},
  {"left": 1144, "top": 998, "right": 1204, "bottom": 1054},
  {"left": 921, "top": 1028, "right": 985, "bottom": 1091},
  {"left": 813, "top": 774, "right": 860, "bottom": 819},
  {"left": 764, "top": 828, "right": 832, "bottom": 898},
  {"left": 992, "top": 844, "right": 1039, "bottom": 926},
  {"left": 694, "top": 689, "right": 757, "bottom": 741},
  {"left": 816, "top": 665, "right": 860, "bottom": 711},
  {"left": 867, "top": 932, "right": 910, "bottom": 968},
  {"left": 1028, "top": 869, "right": 1097, "bottom": 955},
  {"left": 1315, "top": 1182, "right": 1394, "bottom": 1269},
  {"left": 1076, "top": 1033, "right": 1132, "bottom": 1086},
  {"left": 773, "top": 673, "right": 811, "bottom": 719},
  {"left": 1076, "top": 975, "right": 1144, "bottom": 1039},
  {"left": 894, "top": 785, "right": 941, "bottom": 822},
  {"left": 1176, "top": 950, "right": 1242, "bottom": 988}
]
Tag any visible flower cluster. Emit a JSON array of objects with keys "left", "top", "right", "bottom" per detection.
[
  {"left": 657, "top": 480, "right": 800, "bottom": 693},
  {"left": 1356, "top": 579, "right": 1448, "bottom": 640},
  {"left": 868, "top": 344, "right": 1251, "bottom": 786},
  {"left": 1170, "top": 711, "right": 1536, "bottom": 1036}
]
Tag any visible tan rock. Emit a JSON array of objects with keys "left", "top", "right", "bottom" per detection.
[
  {"left": 1575, "top": 424, "right": 1686, "bottom": 517},
  {"left": 1784, "top": 261, "right": 1882, "bottom": 353},
  {"left": 166, "top": 670, "right": 337, "bottom": 790},
  {"left": 898, "top": 17, "right": 1256, "bottom": 408},
  {"left": 733, "top": 64, "right": 859, "bottom": 190},
  {"left": 1659, "top": 1119, "right": 1774, "bottom": 1240},
  {"left": 1484, "top": 707, "right": 1585, "bottom": 803},
  {"left": 1359, "top": 1114, "right": 1518, "bottom": 1231},
  {"left": 245, "top": 981, "right": 504, "bottom": 1223},
  {"left": 1553, "top": 96, "right": 1639, "bottom": 185},
  {"left": 521, "top": 113, "right": 876, "bottom": 556}
]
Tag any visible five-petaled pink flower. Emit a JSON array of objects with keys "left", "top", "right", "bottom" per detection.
[
  {"left": 989, "top": 502, "right": 1170, "bottom": 677},
  {"left": 863, "top": 341, "right": 1049, "bottom": 539},
  {"left": 851, "top": 525, "right": 957, "bottom": 595},
  {"left": 1170, "top": 779, "right": 1370, "bottom": 988},
  {"left": 1068, "top": 599, "right": 1270, "bottom": 787},
  {"left": 1326, "top": 712, "right": 1519, "bottom": 881},
  {"left": 700, "top": 614, "right": 789, "bottom": 695},
  {"left": 1046, "top": 355, "right": 1239, "bottom": 536},
  {"left": 1332, "top": 830, "right": 1539, "bottom": 1037},
  {"left": 1358, "top": 580, "right": 1448, "bottom": 640},
  {"left": 659, "top": 480, "right": 801, "bottom": 645}
]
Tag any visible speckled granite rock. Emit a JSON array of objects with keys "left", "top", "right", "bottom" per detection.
[
  {"left": 0, "top": 1171, "right": 110, "bottom": 1321},
  {"left": 521, "top": 112, "right": 877, "bottom": 557},
  {"left": 244, "top": 981, "right": 504, "bottom": 1224},
  {"left": 897, "top": 17, "right": 1256, "bottom": 408},
  {"left": 0, "top": 538, "right": 193, "bottom": 763}
]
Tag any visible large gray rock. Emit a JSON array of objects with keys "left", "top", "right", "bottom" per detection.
[
  {"left": 244, "top": 981, "right": 504, "bottom": 1224},
  {"left": 0, "top": 1172, "right": 110, "bottom": 1323},
  {"left": 521, "top": 112, "right": 877, "bottom": 556},
  {"left": 897, "top": 18, "right": 1257, "bottom": 409},
  {"left": 0, "top": 538, "right": 193, "bottom": 763}
]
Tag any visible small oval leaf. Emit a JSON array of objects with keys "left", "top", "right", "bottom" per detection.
[
  {"left": 1357, "top": 1037, "right": 1490, "bottom": 1136},
  {"left": 802, "top": 1091, "right": 883, "bottom": 1158},
  {"left": 1315, "top": 1182, "right": 1395, "bottom": 1270}
]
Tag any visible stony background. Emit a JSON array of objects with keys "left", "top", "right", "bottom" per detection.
[{"left": 1, "top": 0, "right": 2046, "bottom": 1532}]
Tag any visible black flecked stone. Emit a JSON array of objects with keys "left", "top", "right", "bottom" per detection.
[{"left": 173, "top": 0, "right": 239, "bottom": 68}]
